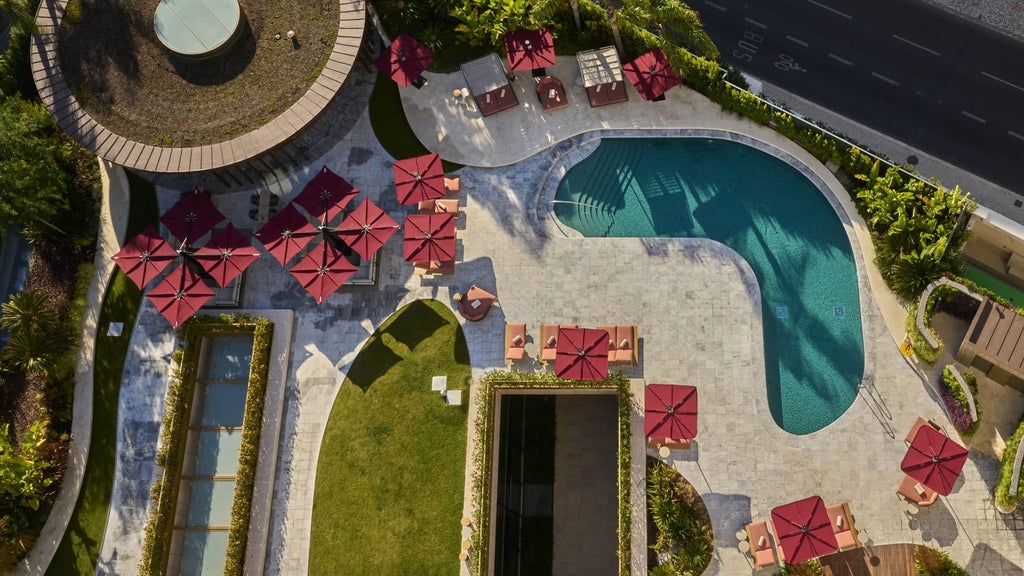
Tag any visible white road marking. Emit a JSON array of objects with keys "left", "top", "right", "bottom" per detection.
[
  {"left": 982, "top": 71, "right": 1024, "bottom": 94},
  {"left": 871, "top": 72, "right": 900, "bottom": 86},
  {"left": 704, "top": 0, "right": 727, "bottom": 11},
  {"left": 806, "top": 0, "right": 852, "bottom": 19},
  {"left": 914, "top": 90, "right": 928, "bottom": 97},
  {"left": 786, "top": 35, "right": 809, "bottom": 47},
  {"left": 1009, "top": 130, "right": 1024, "bottom": 142},
  {"left": 745, "top": 17, "right": 767, "bottom": 29},
  {"left": 828, "top": 53, "right": 854, "bottom": 66},
  {"left": 892, "top": 34, "right": 941, "bottom": 56},
  {"left": 961, "top": 110, "right": 987, "bottom": 124}
]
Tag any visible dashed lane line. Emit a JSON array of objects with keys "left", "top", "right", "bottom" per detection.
[
  {"left": 871, "top": 72, "right": 900, "bottom": 86},
  {"left": 961, "top": 110, "right": 987, "bottom": 124},
  {"left": 982, "top": 71, "right": 1024, "bottom": 95},
  {"left": 828, "top": 53, "right": 854, "bottom": 66},
  {"left": 805, "top": 0, "right": 852, "bottom": 19},
  {"left": 786, "top": 35, "right": 809, "bottom": 47},
  {"left": 704, "top": 0, "right": 727, "bottom": 11},
  {"left": 1009, "top": 131, "right": 1024, "bottom": 142},
  {"left": 892, "top": 34, "right": 941, "bottom": 56},
  {"left": 745, "top": 17, "right": 767, "bottom": 29}
]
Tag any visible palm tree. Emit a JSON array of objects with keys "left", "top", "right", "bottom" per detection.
[
  {"left": 0, "top": 290, "right": 55, "bottom": 336},
  {"left": 590, "top": 0, "right": 718, "bottom": 60}
]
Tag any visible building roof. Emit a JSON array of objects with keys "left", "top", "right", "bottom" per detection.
[
  {"left": 577, "top": 46, "right": 623, "bottom": 87},
  {"left": 964, "top": 297, "right": 1024, "bottom": 375},
  {"left": 460, "top": 53, "right": 510, "bottom": 96}
]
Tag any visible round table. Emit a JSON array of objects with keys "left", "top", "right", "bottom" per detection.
[
  {"left": 738, "top": 540, "right": 750, "bottom": 553},
  {"left": 735, "top": 529, "right": 747, "bottom": 541},
  {"left": 658, "top": 445, "right": 671, "bottom": 458}
]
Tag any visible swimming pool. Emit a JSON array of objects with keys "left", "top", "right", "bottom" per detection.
[{"left": 553, "top": 137, "right": 864, "bottom": 435}]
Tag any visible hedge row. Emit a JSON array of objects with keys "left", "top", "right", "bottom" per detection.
[
  {"left": 995, "top": 415, "right": 1024, "bottom": 511},
  {"left": 138, "top": 314, "right": 273, "bottom": 576},
  {"left": 469, "top": 370, "right": 632, "bottom": 576},
  {"left": 939, "top": 365, "right": 980, "bottom": 437}
]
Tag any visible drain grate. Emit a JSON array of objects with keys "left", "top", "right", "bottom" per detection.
[
  {"left": 834, "top": 306, "right": 845, "bottom": 318},
  {"left": 776, "top": 306, "right": 788, "bottom": 319}
]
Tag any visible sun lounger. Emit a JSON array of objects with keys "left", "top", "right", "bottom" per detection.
[
  {"left": 826, "top": 502, "right": 861, "bottom": 550},
  {"left": 897, "top": 473, "right": 938, "bottom": 507},
  {"left": 413, "top": 260, "right": 455, "bottom": 276},
  {"left": 745, "top": 521, "right": 777, "bottom": 569},
  {"left": 444, "top": 176, "right": 461, "bottom": 193},
  {"left": 540, "top": 324, "right": 577, "bottom": 364},
  {"left": 905, "top": 416, "right": 943, "bottom": 444},
  {"left": 607, "top": 325, "right": 637, "bottom": 365},
  {"left": 648, "top": 437, "right": 691, "bottom": 450},
  {"left": 505, "top": 323, "right": 527, "bottom": 365},
  {"left": 417, "top": 198, "right": 459, "bottom": 215}
]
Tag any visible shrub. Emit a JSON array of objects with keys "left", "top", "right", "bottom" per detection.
[
  {"left": 138, "top": 314, "right": 273, "bottom": 576},
  {"left": 905, "top": 302, "right": 941, "bottom": 364},
  {"left": 915, "top": 545, "right": 969, "bottom": 576},
  {"left": 938, "top": 366, "right": 979, "bottom": 436},
  {"left": 470, "top": 370, "right": 632, "bottom": 576},
  {"left": 995, "top": 414, "right": 1024, "bottom": 511},
  {"left": 646, "top": 458, "right": 714, "bottom": 575}
]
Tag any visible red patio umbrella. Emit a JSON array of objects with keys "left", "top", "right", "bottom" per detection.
[
  {"left": 255, "top": 204, "right": 317, "bottom": 266},
  {"left": 504, "top": 28, "right": 556, "bottom": 71},
  {"left": 111, "top": 226, "right": 177, "bottom": 290},
  {"left": 146, "top": 265, "right": 215, "bottom": 329},
  {"left": 555, "top": 327, "right": 609, "bottom": 381},
  {"left": 771, "top": 496, "right": 838, "bottom": 565},
  {"left": 293, "top": 165, "right": 358, "bottom": 226},
  {"left": 160, "top": 187, "right": 225, "bottom": 242},
  {"left": 289, "top": 242, "right": 358, "bottom": 305},
  {"left": 901, "top": 425, "right": 969, "bottom": 496},
  {"left": 335, "top": 198, "right": 399, "bottom": 261},
  {"left": 644, "top": 384, "right": 698, "bottom": 440},
  {"left": 622, "top": 48, "right": 679, "bottom": 101},
  {"left": 403, "top": 213, "right": 456, "bottom": 263},
  {"left": 193, "top": 224, "right": 261, "bottom": 288},
  {"left": 393, "top": 153, "right": 446, "bottom": 205},
  {"left": 374, "top": 33, "right": 434, "bottom": 87}
]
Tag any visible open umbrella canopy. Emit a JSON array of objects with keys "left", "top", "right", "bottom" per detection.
[
  {"left": 160, "top": 187, "right": 225, "bottom": 242},
  {"left": 771, "top": 496, "right": 838, "bottom": 565},
  {"left": 644, "top": 384, "right": 698, "bottom": 440},
  {"left": 622, "top": 48, "right": 678, "bottom": 101},
  {"left": 374, "top": 33, "right": 434, "bottom": 87},
  {"left": 393, "top": 153, "right": 446, "bottom": 205},
  {"left": 293, "top": 165, "right": 358, "bottom": 226},
  {"left": 111, "top": 226, "right": 177, "bottom": 290},
  {"left": 901, "top": 425, "right": 969, "bottom": 496},
  {"left": 193, "top": 224, "right": 261, "bottom": 288},
  {"left": 335, "top": 198, "right": 399, "bottom": 261},
  {"left": 255, "top": 203, "right": 317, "bottom": 266},
  {"left": 555, "top": 327, "right": 609, "bottom": 381},
  {"left": 504, "top": 28, "right": 556, "bottom": 71},
  {"left": 403, "top": 213, "right": 456, "bottom": 262},
  {"left": 146, "top": 264, "right": 216, "bottom": 329},
  {"left": 289, "top": 241, "right": 358, "bottom": 304}
]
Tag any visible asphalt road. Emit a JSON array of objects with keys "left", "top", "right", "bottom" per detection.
[{"left": 697, "top": 0, "right": 1024, "bottom": 195}]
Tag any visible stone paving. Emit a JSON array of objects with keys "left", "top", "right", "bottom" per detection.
[{"left": 92, "top": 53, "right": 1024, "bottom": 576}]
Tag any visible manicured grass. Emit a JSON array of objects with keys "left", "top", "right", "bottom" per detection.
[
  {"left": 308, "top": 299, "right": 470, "bottom": 576},
  {"left": 368, "top": 72, "right": 463, "bottom": 173},
  {"left": 45, "top": 172, "right": 156, "bottom": 575}
]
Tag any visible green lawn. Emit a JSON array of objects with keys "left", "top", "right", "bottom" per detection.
[
  {"left": 46, "top": 172, "right": 156, "bottom": 575},
  {"left": 309, "top": 299, "right": 471, "bottom": 576},
  {"left": 368, "top": 73, "right": 463, "bottom": 173}
]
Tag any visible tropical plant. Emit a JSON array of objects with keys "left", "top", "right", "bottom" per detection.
[
  {"left": 0, "top": 96, "right": 69, "bottom": 235},
  {"left": 586, "top": 0, "right": 718, "bottom": 60},
  {"left": 914, "top": 545, "right": 969, "bottom": 575},
  {"left": 0, "top": 290, "right": 57, "bottom": 336},
  {"left": 452, "top": 0, "right": 533, "bottom": 47},
  {"left": 646, "top": 458, "right": 713, "bottom": 575}
]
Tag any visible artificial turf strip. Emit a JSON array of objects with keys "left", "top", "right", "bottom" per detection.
[
  {"left": 308, "top": 299, "right": 471, "bottom": 576},
  {"left": 45, "top": 173, "right": 156, "bottom": 575},
  {"left": 367, "top": 72, "right": 463, "bottom": 173}
]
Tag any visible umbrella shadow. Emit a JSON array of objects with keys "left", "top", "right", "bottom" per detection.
[
  {"left": 344, "top": 336, "right": 403, "bottom": 392},
  {"left": 965, "top": 542, "right": 1022, "bottom": 574},
  {"left": 387, "top": 299, "right": 449, "bottom": 351},
  {"left": 912, "top": 498, "right": 962, "bottom": 547}
]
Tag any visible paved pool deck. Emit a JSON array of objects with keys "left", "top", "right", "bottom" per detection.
[{"left": 89, "top": 59, "right": 1024, "bottom": 576}]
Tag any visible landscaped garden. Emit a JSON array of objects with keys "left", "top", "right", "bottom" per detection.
[
  {"left": 308, "top": 299, "right": 471, "bottom": 575},
  {"left": 57, "top": 0, "right": 338, "bottom": 146},
  {"left": 646, "top": 458, "right": 713, "bottom": 576}
]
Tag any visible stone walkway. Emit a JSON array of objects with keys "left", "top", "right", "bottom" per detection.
[{"left": 88, "top": 48, "right": 1024, "bottom": 576}]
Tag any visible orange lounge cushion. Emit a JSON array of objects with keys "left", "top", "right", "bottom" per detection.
[
  {"left": 506, "top": 347, "right": 526, "bottom": 360},
  {"left": 835, "top": 530, "right": 857, "bottom": 550},
  {"left": 754, "top": 547, "right": 776, "bottom": 568}
]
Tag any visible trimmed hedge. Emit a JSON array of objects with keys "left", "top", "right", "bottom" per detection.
[
  {"left": 906, "top": 283, "right": 961, "bottom": 364},
  {"left": 939, "top": 366, "right": 980, "bottom": 437},
  {"left": 470, "top": 370, "right": 632, "bottom": 576},
  {"left": 995, "top": 414, "right": 1024, "bottom": 511},
  {"left": 138, "top": 314, "right": 273, "bottom": 576}
]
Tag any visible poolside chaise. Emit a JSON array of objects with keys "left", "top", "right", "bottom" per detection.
[
  {"left": 444, "top": 176, "right": 461, "bottom": 193},
  {"left": 745, "top": 520, "right": 777, "bottom": 569},
  {"left": 897, "top": 473, "right": 938, "bottom": 507},
  {"left": 600, "top": 325, "right": 638, "bottom": 365},
  {"left": 648, "top": 437, "right": 691, "bottom": 450},
  {"left": 505, "top": 323, "right": 527, "bottom": 365},
  {"left": 418, "top": 198, "right": 460, "bottom": 216},
  {"left": 905, "top": 416, "right": 943, "bottom": 444},
  {"left": 413, "top": 260, "right": 455, "bottom": 276},
  {"left": 826, "top": 502, "right": 861, "bottom": 550},
  {"left": 540, "top": 324, "right": 577, "bottom": 364}
]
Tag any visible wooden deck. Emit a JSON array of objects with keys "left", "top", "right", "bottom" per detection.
[{"left": 820, "top": 543, "right": 916, "bottom": 576}]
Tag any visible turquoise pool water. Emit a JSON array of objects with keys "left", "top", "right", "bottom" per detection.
[{"left": 554, "top": 138, "right": 864, "bottom": 434}]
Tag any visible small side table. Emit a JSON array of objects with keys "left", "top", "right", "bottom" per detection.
[
  {"left": 735, "top": 529, "right": 747, "bottom": 542},
  {"left": 738, "top": 540, "right": 750, "bottom": 553},
  {"left": 658, "top": 446, "right": 671, "bottom": 458}
]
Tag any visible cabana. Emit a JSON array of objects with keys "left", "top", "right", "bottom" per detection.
[
  {"left": 576, "top": 46, "right": 628, "bottom": 107},
  {"left": 461, "top": 53, "right": 519, "bottom": 117}
]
